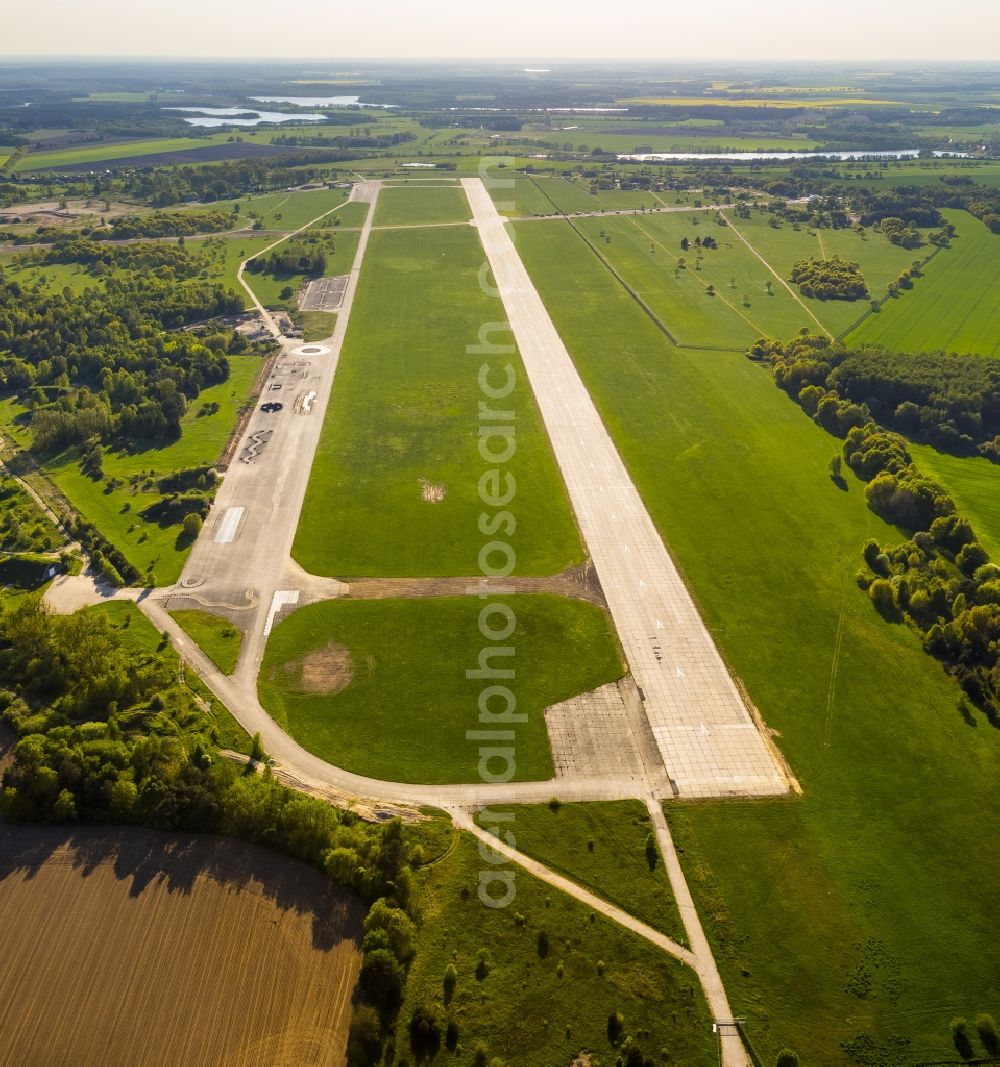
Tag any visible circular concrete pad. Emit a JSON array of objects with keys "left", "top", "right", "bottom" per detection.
[{"left": 292, "top": 344, "right": 330, "bottom": 357}]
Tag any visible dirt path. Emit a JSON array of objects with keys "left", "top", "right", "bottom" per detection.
[
  {"left": 720, "top": 211, "right": 832, "bottom": 337},
  {"left": 450, "top": 810, "right": 695, "bottom": 965},
  {"left": 236, "top": 199, "right": 355, "bottom": 339}
]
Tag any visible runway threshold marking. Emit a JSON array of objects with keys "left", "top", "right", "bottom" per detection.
[
  {"left": 264, "top": 590, "right": 300, "bottom": 636},
  {"left": 214, "top": 506, "right": 246, "bottom": 544}
]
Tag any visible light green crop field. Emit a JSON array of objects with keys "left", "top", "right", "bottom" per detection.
[
  {"left": 258, "top": 595, "right": 623, "bottom": 784},
  {"left": 479, "top": 801, "right": 687, "bottom": 944},
  {"left": 399, "top": 830, "right": 714, "bottom": 1066},
  {"left": 169, "top": 609, "right": 243, "bottom": 675},
  {"left": 37, "top": 355, "right": 261, "bottom": 585},
  {"left": 514, "top": 223, "right": 1000, "bottom": 1062},
  {"left": 14, "top": 135, "right": 226, "bottom": 171},
  {"left": 910, "top": 444, "right": 1000, "bottom": 559},
  {"left": 294, "top": 222, "right": 583, "bottom": 578},
  {"left": 849, "top": 210, "right": 1000, "bottom": 356},
  {"left": 372, "top": 184, "right": 472, "bottom": 226}
]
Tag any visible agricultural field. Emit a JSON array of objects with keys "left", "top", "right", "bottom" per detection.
[
  {"left": 0, "top": 825, "right": 364, "bottom": 1067},
  {"left": 170, "top": 608, "right": 243, "bottom": 675},
  {"left": 849, "top": 210, "right": 1000, "bottom": 356},
  {"left": 14, "top": 134, "right": 232, "bottom": 171},
  {"left": 294, "top": 221, "right": 583, "bottom": 578},
  {"left": 396, "top": 830, "right": 715, "bottom": 1066},
  {"left": 1, "top": 355, "right": 263, "bottom": 585},
  {"left": 513, "top": 222, "right": 1000, "bottom": 1062},
  {"left": 372, "top": 183, "right": 469, "bottom": 226},
  {"left": 479, "top": 801, "right": 687, "bottom": 944},
  {"left": 258, "top": 594, "right": 623, "bottom": 784}
]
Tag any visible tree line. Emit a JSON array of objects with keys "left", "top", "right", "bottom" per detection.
[
  {"left": 756, "top": 334, "right": 1000, "bottom": 458},
  {"left": 756, "top": 334, "right": 1000, "bottom": 722}
]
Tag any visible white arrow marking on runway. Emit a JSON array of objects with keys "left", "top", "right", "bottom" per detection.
[
  {"left": 656, "top": 619, "right": 664, "bottom": 630},
  {"left": 700, "top": 722, "right": 710, "bottom": 736},
  {"left": 676, "top": 665, "right": 685, "bottom": 679}
]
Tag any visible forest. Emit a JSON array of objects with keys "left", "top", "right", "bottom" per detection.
[
  {"left": 757, "top": 335, "right": 1000, "bottom": 457},
  {"left": 0, "top": 265, "right": 246, "bottom": 450}
]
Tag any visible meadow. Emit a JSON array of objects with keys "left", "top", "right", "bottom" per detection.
[
  {"left": 293, "top": 222, "right": 584, "bottom": 578},
  {"left": 849, "top": 210, "right": 1000, "bottom": 356},
  {"left": 478, "top": 801, "right": 687, "bottom": 945},
  {"left": 170, "top": 608, "right": 243, "bottom": 675},
  {"left": 372, "top": 184, "right": 470, "bottom": 226},
  {"left": 396, "top": 830, "right": 715, "bottom": 1066},
  {"left": 258, "top": 595, "right": 623, "bottom": 784},
  {"left": 513, "top": 220, "right": 1000, "bottom": 1062}
]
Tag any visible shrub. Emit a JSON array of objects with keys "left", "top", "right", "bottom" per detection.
[
  {"left": 952, "top": 1017, "right": 974, "bottom": 1060},
  {"left": 976, "top": 1013, "right": 998, "bottom": 1055}
]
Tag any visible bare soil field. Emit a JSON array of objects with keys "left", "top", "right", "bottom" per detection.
[{"left": 0, "top": 824, "right": 364, "bottom": 1067}]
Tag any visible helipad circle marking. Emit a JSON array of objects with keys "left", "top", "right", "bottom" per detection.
[{"left": 292, "top": 344, "right": 330, "bottom": 357}]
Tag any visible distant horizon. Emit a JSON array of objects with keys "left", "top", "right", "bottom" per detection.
[
  {"left": 4, "top": 0, "right": 1000, "bottom": 63},
  {"left": 2, "top": 55, "right": 1000, "bottom": 65}
]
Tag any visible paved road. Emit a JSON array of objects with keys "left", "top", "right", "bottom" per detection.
[
  {"left": 180, "top": 182, "right": 380, "bottom": 691},
  {"left": 463, "top": 177, "right": 789, "bottom": 800}
]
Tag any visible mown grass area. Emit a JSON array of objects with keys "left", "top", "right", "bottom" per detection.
[
  {"left": 9, "top": 355, "right": 262, "bottom": 585},
  {"left": 719, "top": 208, "right": 925, "bottom": 337},
  {"left": 373, "top": 184, "right": 471, "bottom": 226},
  {"left": 317, "top": 199, "right": 369, "bottom": 229},
  {"left": 299, "top": 310, "right": 336, "bottom": 341},
  {"left": 211, "top": 186, "right": 351, "bottom": 230},
  {"left": 514, "top": 221, "right": 1000, "bottom": 1062},
  {"left": 396, "top": 830, "right": 714, "bottom": 1066},
  {"left": 910, "top": 443, "right": 1000, "bottom": 559},
  {"left": 258, "top": 595, "right": 623, "bottom": 784},
  {"left": 476, "top": 801, "right": 687, "bottom": 945},
  {"left": 169, "top": 609, "right": 243, "bottom": 675},
  {"left": 294, "top": 222, "right": 583, "bottom": 578},
  {"left": 574, "top": 210, "right": 814, "bottom": 350},
  {"left": 849, "top": 210, "right": 1000, "bottom": 356},
  {"left": 90, "top": 601, "right": 251, "bottom": 752}
]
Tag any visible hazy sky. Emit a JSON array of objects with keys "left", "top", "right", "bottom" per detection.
[{"left": 3, "top": 0, "right": 1000, "bottom": 61}]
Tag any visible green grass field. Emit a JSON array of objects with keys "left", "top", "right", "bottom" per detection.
[
  {"left": 513, "top": 222, "right": 1000, "bottom": 1062},
  {"left": 299, "top": 310, "right": 336, "bottom": 341},
  {"left": 169, "top": 609, "right": 243, "bottom": 675},
  {"left": 574, "top": 211, "right": 816, "bottom": 350},
  {"left": 849, "top": 210, "right": 1000, "bottom": 356},
  {"left": 293, "top": 222, "right": 583, "bottom": 578},
  {"left": 478, "top": 801, "right": 687, "bottom": 945},
  {"left": 214, "top": 186, "right": 351, "bottom": 230},
  {"left": 258, "top": 595, "right": 623, "bottom": 784},
  {"left": 34, "top": 355, "right": 261, "bottom": 585},
  {"left": 718, "top": 209, "right": 925, "bottom": 337},
  {"left": 373, "top": 184, "right": 472, "bottom": 226},
  {"left": 398, "top": 830, "right": 714, "bottom": 1065}
]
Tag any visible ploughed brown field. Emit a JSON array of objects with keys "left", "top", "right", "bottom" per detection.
[{"left": 0, "top": 824, "right": 364, "bottom": 1066}]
